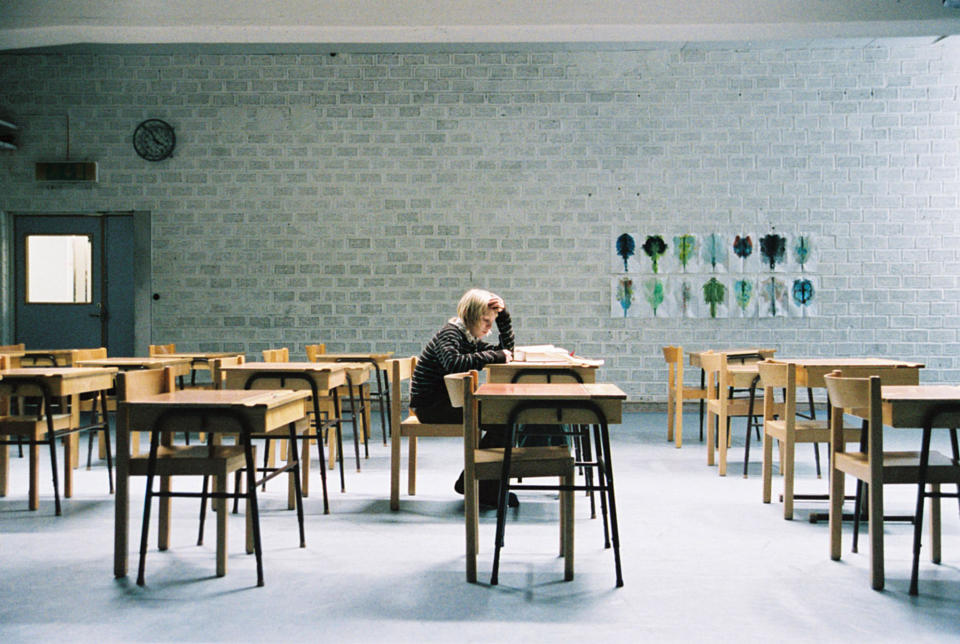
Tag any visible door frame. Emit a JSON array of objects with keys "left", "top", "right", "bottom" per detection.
[{"left": 1, "top": 210, "right": 152, "bottom": 354}]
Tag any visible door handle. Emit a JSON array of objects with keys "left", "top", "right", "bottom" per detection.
[{"left": 89, "top": 302, "right": 108, "bottom": 320}]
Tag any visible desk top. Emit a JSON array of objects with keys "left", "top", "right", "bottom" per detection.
[
  {"left": 123, "top": 388, "right": 310, "bottom": 408},
  {"left": 476, "top": 382, "right": 626, "bottom": 400},
  {"left": 0, "top": 366, "right": 117, "bottom": 395},
  {"left": 159, "top": 351, "right": 243, "bottom": 360},
  {"left": 770, "top": 357, "right": 924, "bottom": 387},
  {"left": 76, "top": 356, "right": 192, "bottom": 369},
  {"left": 221, "top": 361, "right": 349, "bottom": 391},
  {"left": 773, "top": 357, "right": 924, "bottom": 368},
  {"left": 315, "top": 352, "right": 393, "bottom": 365},
  {"left": 227, "top": 361, "right": 343, "bottom": 372},
  {"left": 0, "top": 366, "right": 117, "bottom": 379},
  {"left": 689, "top": 348, "right": 776, "bottom": 367},
  {"left": 475, "top": 382, "right": 625, "bottom": 424},
  {"left": 844, "top": 385, "right": 960, "bottom": 428},
  {"left": 485, "top": 361, "right": 600, "bottom": 384}
]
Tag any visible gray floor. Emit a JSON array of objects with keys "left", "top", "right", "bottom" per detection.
[{"left": 2, "top": 411, "right": 959, "bottom": 643}]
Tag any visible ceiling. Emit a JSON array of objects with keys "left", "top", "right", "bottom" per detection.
[{"left": 3, "top": 0, "right": 960, "bottom": 53}]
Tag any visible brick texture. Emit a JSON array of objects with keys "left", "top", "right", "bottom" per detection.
[{"left": 1, "top": 40, "right": 958, "bottom": 403}]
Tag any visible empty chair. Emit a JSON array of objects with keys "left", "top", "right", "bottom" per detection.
[
  {"left": 703, "top": 351, "right": 777, "bottom": 476},
  {"left": 758, "top": 360, "right": 859, "bottom": 519},
  {"left": 459, "top": 370, "right": 576, "bottom": 583},
  {"left": 148, "top": 343, "right": 176, "bottom": 356},
  {"left": 0, "top": 354, "right": 94, "bottom": 514},
  {"left": 119, "top": 366, "right": 305, "bottom": 586},
  {"left": 305, "top": 343, "right": 371, "bottom": 468},
  {"left": 824, "top": 371, "right": 960, "bottom": 592},
  {"left": 662, "top": 346, "right": 707, "bottom": 448},
  {"left": 261, "top": 348, "right": 289, "bottom": 362},
  {"left": 71, "top": 347, "right": 112, "bottom": 465}
]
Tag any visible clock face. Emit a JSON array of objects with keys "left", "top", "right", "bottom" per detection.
[{"left": 132, "top": 119, "right": 175, "bottom": 161}]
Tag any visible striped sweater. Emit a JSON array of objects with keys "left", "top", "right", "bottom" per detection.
[{"left": 409, "top": 310, "right": 515, "bottom": 410}]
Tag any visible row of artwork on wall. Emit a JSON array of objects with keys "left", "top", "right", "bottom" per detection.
[{"left": 611, "top": 232, "right": 818, "bottom": 318}]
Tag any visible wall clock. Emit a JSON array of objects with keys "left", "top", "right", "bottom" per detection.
[{"left": 132, "top": 118, "right": 175, "bottom": 161}]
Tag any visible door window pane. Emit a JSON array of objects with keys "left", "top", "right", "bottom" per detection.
[{"left": 25, "top": 235, "right": 92, "bottom": 303}]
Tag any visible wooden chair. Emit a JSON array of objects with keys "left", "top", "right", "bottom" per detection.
[
  {"left": 389, "top": 356, "right": 463, "bottom": 511},
  {"left": 71, "top": 347, "right": 112, "bottom": 464},
  {"left": 262, "top": 348, "right": 289, "bottom": 362},
  {"left": 118, "top": 367, "right": 304, "bottom": 586},
  {"left": 148, "top": 343, "right": 176, "bottom": 356},
  {"left": 460, "top": 370, "right": 575, "bottom": 583},
  {"left": 824, "top": 371, "right": 960, "bottom": 591},
  {"left": 0, "top": 343, "right": 25, "bottom": 368},
  {"left": 758, "top": 361, "right": 860, "bottom": 519},
  {"left": 0, "top": 354, "right": 90, "bottom": 514},
  {"left": 305, "top": 343, "right": 371, "bottom": 469},
  {"left": 703, "top": 351, "right": 777, "bottom": 476},
  {"left": 662, "top": 346, "right": 707, "bottom": 448}
]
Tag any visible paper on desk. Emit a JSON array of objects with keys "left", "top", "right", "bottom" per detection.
[{"left": 513, "top": 345, "right": 604, "bottom": 366}]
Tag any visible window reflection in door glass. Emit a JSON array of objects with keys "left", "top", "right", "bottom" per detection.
[{"left": 26, "top": 235, "right": 92, "bottom": 303}]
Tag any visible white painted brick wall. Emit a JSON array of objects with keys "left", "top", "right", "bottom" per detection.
[{"left": 1, "top": 39, "right": 959, "bottom": 404}]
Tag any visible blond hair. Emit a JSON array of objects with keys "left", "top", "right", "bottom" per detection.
[{"left": 457, "top": 289, "right": 494, "bottom": 329}]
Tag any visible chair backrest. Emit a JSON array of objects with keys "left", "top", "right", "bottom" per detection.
[
  {"left": 757, "top": 360, "right": 796, "bottom": 420},
  {"left": 443, "top": 370, "right": 475, "bottom": 409},
  {"left": 149, "top": 343, "right": 176, "bottom": 356},
  {"left": 305, "top": 344, "right": 326, "bottom": 361},
  {"left": 72, "top": 347, "right": 108, "bottom": 362},
  {"left": 824, "top": 370, "right": 883, "bottom": 459},
  {"left": 387, "top": 357, "right": 417, "bottom": 423},
  {"left": 459, "top": 371, "right": 483, "bottom": 452},
  {"left": 699, "top": 351, "right": 727, "bottom": 397},
  {"left": 262, "top": 348, "right": 289, "bottom": 362},
  {"left": 0, "top": 343, "right": 25, "bottom": 353},
  {"left": 210, "top": 355, "right": 245, "bottom": 389},
  {"left": 116, "top": 366, "right": 176, "bottom": 401},
  {"left": 662, "top": 345, "right": 682, "bottom": 365}
]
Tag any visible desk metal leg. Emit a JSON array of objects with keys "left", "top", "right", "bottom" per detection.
[
  {"left": 346, "top": 375, "right": 362, "bottom": 472},
  {"left": 596, "top": 421, "right": 623, "bottom": 587},
  {"left": 378, "top": 367, "right": 390, "bottom": 444},
  {"left": 490, "top": 421, "right": 516, "bottom": 586},
  {"left": 591, "top": 423, "right": 611, "bottom": 548}
]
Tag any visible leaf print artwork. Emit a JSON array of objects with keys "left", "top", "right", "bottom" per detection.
[
  {"left": 792, "top": 278, "right": 814, "bottom": 317},
  {"left": 680, "top": 280, "right": 693, "bottom": 317},
  {"left": 733, "top": 235, "right": 752, "bottom": 261},
  {"left": 615, "top": 233, "right": 635, "bottom": 271},
  {"left": 616, "top": 277, "right": 634, "bottom": 318},
  {"left": 794, "top": 236, "right": 811, "bottom": 271},
  {"left": 702, "top": 233, "right": 726, "bottom": 271},
  {"left": 643, "top": 278, "right": 664, "bottom": 317},
  {"left": 734, "top": 279, "right": 753, "bottom": 314},
  {"left": 760, "top": 233, "right": 786, "bottom": 270},
  {"left": 761, "top": 276, "right": 785, "bottom": 316},
  {"left": 702, "top": 277, "right": 726, "bottom": 319},
  {"left": 673, "top": 234, "right": 696, "bottom": 272},
  {"left": 642, "top": 235, "right": 668, "bottom": 274}
]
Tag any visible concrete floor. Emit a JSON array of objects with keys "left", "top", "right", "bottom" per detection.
[{"left": 1, "top": 411, "right": 959, "bottom": 643}]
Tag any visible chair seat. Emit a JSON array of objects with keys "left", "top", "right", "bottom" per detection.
[
  {"left": 400, "top": 415, "right": 461, "bottom": 438},
  {"left": 128, "top": 445, "right": 250, "bottom": 477},
  {"left": 473, "top": 446, "right": 574, "bottom": 480},
  {"left": 711, "top": 397, "right": 777, "bottom": 417},
  {"left": 834, "top": 449, "right": 959, "bottom": 484},
  {"left": 0, "top": 413, "right": 74, "bottom": 437},
  {"left": 763, "top": 419, "right": 851, "bottom": 443}
]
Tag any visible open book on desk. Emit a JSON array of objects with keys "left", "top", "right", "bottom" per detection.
[{"left": 513, "top": 345, "right": 604, "bottom": 367}]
